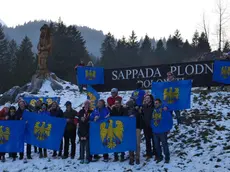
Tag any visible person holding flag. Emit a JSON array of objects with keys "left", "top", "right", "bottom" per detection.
[
  {"left": 131, "top": 81, "right": 146, "bottom": 108},
  {"left": 151, "top": 99, "right": 173, "bottom": 164},
  {"left": 0, "top": 103, "right": 10, "bottom": 162},
  {"left": 38, "top": 103, "right": 50, "bottom": 158},
  {"left": 90, "top": 99, "right": 110, "bottom": 162},
  {"left": 166, "top": 72, "right": 181, "bottom": 125},
  {"left": 15, "top": 100, "right": 32, "bottom": 160},
  {"left": 63, "top": 101, "right": 78, "bottom": 159}
]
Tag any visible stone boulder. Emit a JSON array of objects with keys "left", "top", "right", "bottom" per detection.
[{"left": 0, "top": 86, "right": 21, "bottom": 105}]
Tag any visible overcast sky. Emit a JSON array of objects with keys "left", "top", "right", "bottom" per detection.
[{"left": 0, "top": 0, "right": 229, "bottom": 49}]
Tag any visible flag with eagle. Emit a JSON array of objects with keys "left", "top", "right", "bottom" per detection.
[
  {"left": 90, "top": 117, "right": 136, "bottom": 154},
  {"left": 23, "top": 111, "right": 66, "bottom": 150},
  {"left": 151, "top": 80, "right": 192, "bottom": 110},
  {"left": 213, "top": 60, "right": 230, "bottom": 84},
  {"left": 0, "top": 121, "right": 25, "bottom": 152}
]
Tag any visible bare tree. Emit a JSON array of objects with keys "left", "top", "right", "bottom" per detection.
[
  {"left": 202, "top": 12, "right": 210, "bottom": 42},
  {"left": 215, "top": 0, "right": 230, "bottom": 52}
]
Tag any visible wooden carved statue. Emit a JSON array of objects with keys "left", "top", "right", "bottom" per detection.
[{"left": 37, "top": 24, "right": 52, "bottom": 76}]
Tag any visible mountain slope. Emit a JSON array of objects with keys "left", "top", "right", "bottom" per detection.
[{"left": 3, "top": 20, "right": 105, "bottom": 57}]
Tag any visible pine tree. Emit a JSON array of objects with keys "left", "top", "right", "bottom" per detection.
[
  {"left": 166, "top": 30, "right": 184, "bottom": 63},
  {"left": 192, "top": 30, "right": 199, "bottom": 47},
  {"left": 197, "top": 32, "right": 211, "bottom": 54},
  {"left": 115, "top": 37, "right": 128, "bottom": 67},
  {"left": 100, "top": 32, "right": 116, "bottom": 68},
  {"left": 50, "top": 23, "right": 90, "bottom": 82},
  {"left": 182, "top": 40, "right": 193, "bottom": 61},
  {"left": 7, "top": 39, "right": 18, "bottom": 72},
  {"left": 0, "top": 24, "right": 10, "bottom": 92},
  {"left": 140, "top": 34, "right": 152, "bottom": 65},
  {"left": 154, "top": 39, "right": 166, "bottom": 64},
  {"left": 127, "top": 31, "right": 140, "bottom": 66},
  {"left": 15, "top": 36, "right": 35, "bottom": 86},
  {"left": 223, "top": 41, "right": 230, "bottom": 52}
]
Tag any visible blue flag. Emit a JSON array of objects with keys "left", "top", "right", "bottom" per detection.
[
  {"left": 23, "top": 111, "right": 66, "bottom": 151},
  {"left": 151, "top": 80, "right": 192, "bottom": 110},
  {"left": 87, "top": 85, "right": 100, "bottom": 110},
  {"left": 23, "top": 97, "right": 60, "bottom": 107},
  {"left": 151, "top": 110, "right": 173, "bottom": 134},
  {"left": 0, "top": 121, "right": 25, "bottom": 152},
  {"left": 213, "top": 60, "right": 230, "bottom": 84},
  {"left": 77, "top": 67, "right": 104, "bottom": 85},
  {"left": 90, "top": 117, "right": 136, "bottom": 154}
]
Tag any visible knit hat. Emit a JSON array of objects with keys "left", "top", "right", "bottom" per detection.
[
  {"left": 5, "top": 102, "right": 11, "bottom": 108},
  {"left": 111, "top": 88, "right": 118, "bottom": 93}
]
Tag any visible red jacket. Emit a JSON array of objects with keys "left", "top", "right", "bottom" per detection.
[
  {"left": 107, "top": 96, "right": 122, "bottom": 108},
  {"left": 0, "top": 108, "right": 7, "bottom": 120},
  {"left": 74, "top": 63, "right": 85, "bottom": 70}
]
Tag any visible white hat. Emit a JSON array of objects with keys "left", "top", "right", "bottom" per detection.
[{"left": 5, "top": 102, "right": 11, "bottom": 108}]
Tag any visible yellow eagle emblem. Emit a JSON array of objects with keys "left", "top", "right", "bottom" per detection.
[
  {"left": 163, "top": 87, "right": 179, "bottom": 104},
  {"left": 29, "top": 99, "right": 37, "bottom": 107},
  {"left": 85, "top": 70, "right": 96, "bottom": 80},
  {"left": 87, "top": 92, "right": 97, "bottom": 110},
  {"left": 152, "top": 112, "right": 162, "bottom": 126},
  {"left": 46, "top": 98, "right": 53, "bottom": 105},
  {"left": 221, "top": 66, "right": 230, "bottom": 79},
  {"left": 0, "top": 126, "right": 10, "bottom": 144},
  {"left": 100, "top": 120, "right": 124, "bottom": 149},
  {"left": 34, "top": 122, "right": 52, "bottom": 141}
]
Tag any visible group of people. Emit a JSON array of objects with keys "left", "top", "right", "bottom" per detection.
[{"left": 0, "top": 72, "right": 180, "bottom": 165}]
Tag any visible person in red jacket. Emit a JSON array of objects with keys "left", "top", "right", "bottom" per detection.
[
  {"left": 107, "top": 88, "right": 122, "bottom": 111},
  {"left": 0, "top": 102, "right": 10, "bottom": 162}
]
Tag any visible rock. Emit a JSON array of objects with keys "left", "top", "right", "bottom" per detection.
[
  {"left": 27, "top": 74, "right": 44, "bottom": 94},
  {"left": 0, "top": 86, "right": 21, "bottom": 105}
]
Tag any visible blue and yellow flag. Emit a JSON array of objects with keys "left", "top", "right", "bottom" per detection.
[
  {"left": 213, "top": 60, "right": 230, "bottom": 84},
  {"left": 151, "top": 109, "right": 173, "bottom": 134},
  {"left": 87, "top": 85, "right": 100, "bottom": 110},
  {"left": 23, "top": 111, "right": 66, "bottom": 151},
  {"left": 23, "top": 97, "right": 60, "bottom": 107},
  {"left": 151, "top": 80, "right": 192, "bottom": 110},
  {"left": 77, "top": 67, "right": 104, "bottom": 85},
  {"left": 0, "top": 121, "right": 25, "bottom": 152},
  {"left": 90, "top": 117, "right": 136, "bottom": 155}
]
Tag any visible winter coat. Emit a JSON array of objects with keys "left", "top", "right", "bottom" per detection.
[
  {"left": 110, "top": 106, "right": 127, "bottom": 116},
  {"left": 50, "top": 108, "right": 64, "bottom": 118},
  {"left": 63, "top": 109, "right": 77, "bottom": 132},
  {"left": 0, "top": 108, "right": 8, "bottom": 120},
  {"left": 15, "top": 107, "right": 30, "bottom": 120},
  {"left": 107, "top": 96, "right": 123, "bottom": 108},
  {"left": 142, "top": 103, "right": 154, "bottom": 127},
  {"left": 131, "top": 89, "right": 146, "bottom": 106},
  {"left": 77, "top": 107, "right": 92, "bottom": 139},
  {"left": 90, "top": 107, "right": 110, "bottom": 122}
]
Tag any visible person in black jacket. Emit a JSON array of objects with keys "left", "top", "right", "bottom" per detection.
[
  {"left": 15, "top": 100, "right": 32, "bottom": 160},
  {"left": 63, "top": 101, "right": 77, "bottom": 159},
  {"left": 78, "top": 114, "right": 90, "bottom": 164},
  {"left": 110, "top": 99, "right": 126, "bottom": 162},
  {"left": 142, "top": 94, "right": 156, "bottom": 160},
  {"left": 49, "top": 101, "right": 64, "bottom": 157},
  {"left": 6, "top": 106, "right": 18, "bottom": 161},
  {"left": 126, "top": 99, "right": 143, "bottom": 165}
]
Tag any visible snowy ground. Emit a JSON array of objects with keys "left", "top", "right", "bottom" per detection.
[{"left": 1, "top": 81, "right": 230, "bottom": 172}]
